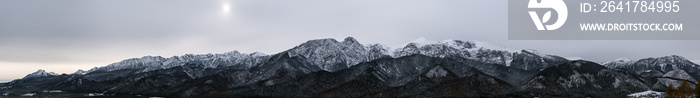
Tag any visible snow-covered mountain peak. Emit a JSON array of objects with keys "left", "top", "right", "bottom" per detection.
[
  {"left": 222, "top": 51, "right": 242, "bottom": 55},
  {"left": 250, "top": 52, "right": 268, "bottom": 57},
  {"left": 374, "top": 37, "right": 568, "bottom": 71},
  {"left": 222, "top": 51, "right": 267, "bottom": 57},
  {"left": 86, "top": 50, "right": 267, "bottom": 74},
  {"left": 614, "top": 57, "right": 631, "bottom": 62},
  {"left": 663, "top": 55, "right": 685, "bottom": 59},
  {"left": 409, "top": 37, "right": 431, "bottom": 45},
  {"left": 385, "top": 37, "right": 436, "bottom": 50},
  {"left": 138, "top": 56, "right": 166, "bottom": 61},
  {"left": 656, "top": 55, "right": 690, "bottom": 62},
  {"left": 72, "top": 69, "right": 87, "bottom": 75},
  {"left": 565, "top": 57, "right": 584, "bottom": 60},
  {"left": 635, "top": 55, "right": 697, "bottom": 67},
  {"left": 22, "top": 69, "right": 58, "bottom": 79},
  {"left": 602, "top": 57, "right": 632, "bottom": 65},
  {"left": 388, "top": 37, "right": 517, "bottom": 54},
  {"left": 466, "top": 40, "right": 519, "bottom": 53},
  {"left": 287, "top": 37, "right": 369, "bottom": 72},
  {"left": 299, "top": 38, "right": 342, "bottom": 46},
  {"left": 604, "top": 55, "right": 700, "bottom": 81},
  {"left": 602, "top": 57, "right": 639, "bottom": 69}
]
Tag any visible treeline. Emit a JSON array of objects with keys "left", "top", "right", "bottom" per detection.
[{"left": 665, "top": 79, "right": 700, "bottom": 98}]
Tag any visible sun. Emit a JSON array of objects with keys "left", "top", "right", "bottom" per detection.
[{"left": 221, "top": 2, "right": 232, "bottom": 15}]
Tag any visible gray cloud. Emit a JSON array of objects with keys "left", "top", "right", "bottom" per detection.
[{"left": 0, "top": 0, "right": 699, "bottom": 80}]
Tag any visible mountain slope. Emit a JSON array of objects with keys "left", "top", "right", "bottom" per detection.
[
  {"left": 86, "top": 51, "right": 269, "bottom": 76},
  {"left": 605, "top": 55, "right": 700, "bottom": 79},
  {"left": 604, "top": 55, "right": 700, "bottom": 90},
  {"left": 518, "top": 60, "right": 649, "bottom": 97},
  {"left": 75, "top": 37, "right": 566, "bottom": 86},
  {"left": 221, "top": 55, "right": 513, "bottom": 97}
]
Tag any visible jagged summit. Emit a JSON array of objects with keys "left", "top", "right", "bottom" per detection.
[
  {"left": 22, "top": 69, "right": 58, "bottom": 79},
  {"left": 378, "top": 37, "right": 568, "bottom": 71},
  {"left": 390, "top": 37, "right": 512, "bottom": 51},
  {"left": 343, "top": 36, "right": 359, "bottom": 44},
  {"left": 613, "top": 57, "right": 632, "bottom": 62},
  {"left": 286, "top": 37, "right": 368, "bottom": 72},
  {"left": 618, "top": 57, "right": 631, "bottom": 61},
  {"left": 602, "top": 57, "right": 633, "bottom": 68},
  {"left": 72, "top": 69, "right": 87, "bottom": 75}
]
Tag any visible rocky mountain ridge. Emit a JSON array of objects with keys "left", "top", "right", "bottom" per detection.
[{"left": 0, "top": 37, "right": 695, "bottom": 97}]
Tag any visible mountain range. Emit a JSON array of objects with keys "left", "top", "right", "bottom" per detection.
[{"left": 0, "top": 37, "right": 698, "bottom": 97}]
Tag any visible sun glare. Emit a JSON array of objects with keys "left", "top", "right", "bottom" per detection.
[{"left": 221, "top": 3, "right": 231, "bottom": 15}]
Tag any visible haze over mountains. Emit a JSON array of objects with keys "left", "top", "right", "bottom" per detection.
[{"left": 0, "top": 37, "right": 698, "bottom": 97}]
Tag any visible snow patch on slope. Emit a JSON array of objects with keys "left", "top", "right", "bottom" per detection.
[
  {"left": 565, "top": 57, "right": 584, "bottom": 61},
  {"left": 627, "top": 90, "right": 664, "bottom": 98},
  {"left": 425, "top": 66, "right": 448, "bottom": 78},
  {"left": 602, "top": 57, "right": 632, "bottom": 65}
]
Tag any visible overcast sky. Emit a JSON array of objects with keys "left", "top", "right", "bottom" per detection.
[{"left": 0, "top": 0, "right": 698, "bottom": 82}]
